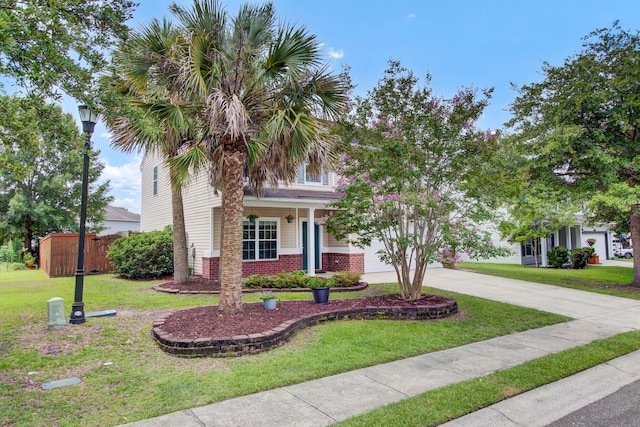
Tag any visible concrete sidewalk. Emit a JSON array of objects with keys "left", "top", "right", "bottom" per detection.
[{"left": 118, "top": 269, "right": 640, "bottom": 427}]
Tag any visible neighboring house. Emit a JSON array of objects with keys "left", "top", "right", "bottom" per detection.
[
  {"left": 510, "top": 216, "right": 614, "bottom": 267},
  {"left": 99, "top": 205, "right": 141, "bottom": 236},
  {"left": 141, "top": 151, "right": 614, "bottom": 276}
]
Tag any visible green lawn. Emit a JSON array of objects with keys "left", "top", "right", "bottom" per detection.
[
  {"left": 338, "top": 330, "right": 640, "bottom": 426},
  {"left": 461, "top": 262, "right": 640, "bottom": 299},
  {"left": 0, "top": 269, "right": 568, "bottom": 426},
  {"left": 333, "top": 263, "right": 640, "bottom": 425}
]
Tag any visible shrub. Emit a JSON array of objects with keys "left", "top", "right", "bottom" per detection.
[
  {"left": 570, "top": 247, "right": 591, "bottom": 269},
  {"left": 305, "top": 276, "right": 327, "bottom": 288},
  {"left": 107, "top": 228, "right": 173, "bottom": 279},
  {"left": 548, "top": 246, "right": 569, "bottom": 268},
  {"left": 332, "top": 270, "right": 362, "bottom": 287}
]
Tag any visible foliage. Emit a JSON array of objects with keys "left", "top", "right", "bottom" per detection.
[
  {"left": 0, "top": 95, "right": 112, "bottom": 251},
  {"left": 104, "top": 17, "right": 199, "bottom": 285},
  {"left": 242, "top": 272, "right": 307, "bottom": 289},
  {"left": 107, "top": 229, "right": 173, "bottom": 279},
  {"left": 324, "top": 61, "right": 509, "bottom": 299},
  {"left": 569, "top": 247, "right": 595, "bottom": 270},
  {"left": 306, "top": 277, "right": 327, "bottom": 289},
  {"left": 331, "top": 271, "right": 362, "bottom": 287},
  {"left": 498, "top": 185, "right": 577, "bottom": 268},
  {"left": 506, "top": 22, "right": 640, "bottom": 285},
  {"left": 547, "top": 246, "right": 569, "bottom": 268},
  {"left": 258, "top": 291, "right": 277, "bottom": 300},
  {"left": 21, "top": 249, "right": 35, "bottom": 267},
  {"left": 146, "top": 0, "right": 350, "bottom": 312},
  {"left": 0, "top": 0, "right": 136, "bottom": 99},
  {"left": 0, "top": 240, "right": 20, "bottom": 265}
]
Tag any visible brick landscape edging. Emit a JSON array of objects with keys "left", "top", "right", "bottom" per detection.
[{"left": 151, "top": 297, "right": 458, "bottom": 358}]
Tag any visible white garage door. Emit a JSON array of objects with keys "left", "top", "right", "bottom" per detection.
[
  {"left": 363, "top": 239, "right": 395, "bottom": 273},
  {"left": 582, "top": 232, "right": 607, "bottom": 259}
]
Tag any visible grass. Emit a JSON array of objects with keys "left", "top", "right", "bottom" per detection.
[
  {"left": 337, "top": 330, "right": 640, "bottom": 426},
  {"left": 460, "top": 262, "right": 640, "bottom": 299},
  {"left": 0, "top": 270, "right": 568, "bottom": 426}
]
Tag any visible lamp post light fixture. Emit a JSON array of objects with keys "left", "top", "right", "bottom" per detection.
[{"left": 70, "top": 105, "right": 98, "bottom": 325}]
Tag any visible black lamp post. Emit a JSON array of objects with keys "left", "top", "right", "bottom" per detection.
[{"left": 70, "top": 105, "right": 98, "bottom": 325}]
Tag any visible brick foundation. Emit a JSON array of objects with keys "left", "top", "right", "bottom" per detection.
[
  {"left": 323, "top": 253, "right": 365, "bottom": 273},
  {"left": 202, "top": 252, "right": 365, "bottom": 279}
]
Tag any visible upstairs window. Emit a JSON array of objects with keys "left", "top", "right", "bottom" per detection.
[
  {"left": 153, "top": 166, "right": 158, "bottom": 195},
  {"left": 297, "top": 163, "right": 329, "bottom": 185}
]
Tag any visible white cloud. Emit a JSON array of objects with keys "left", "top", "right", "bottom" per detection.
[
  {"left": 407, "top": 13, "right": 416, "bottom": 19},
  {"left": 99, "top": 155, "right": 142, "bottom": 194},
  {"left": 98, "top": 154, "right": 142, "bottom": 213},
  {"left": 317, "top": 42, "right": 325, "bottom": 48},
  {"left": 328, "top": 48, "right": 344, "bottom": 59}
]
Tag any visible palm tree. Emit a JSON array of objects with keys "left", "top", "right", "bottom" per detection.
[
  {"left": 170, "top": 0, "right": 349, "bottom": 312},
  {"left": 104, "top": 18, "right": 199, "bottom": 284}
]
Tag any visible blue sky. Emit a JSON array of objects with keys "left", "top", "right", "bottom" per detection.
[{"left": 62, "top": 0, "right": 640, "bottom": 213}]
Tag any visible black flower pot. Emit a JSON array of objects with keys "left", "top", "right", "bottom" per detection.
[{"left": 311, "top": 287, "right": 330, "bottom": 304}]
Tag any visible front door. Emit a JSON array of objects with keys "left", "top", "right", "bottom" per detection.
[{"left": 302, "top": 222, "right": 321, "bottom": 270}]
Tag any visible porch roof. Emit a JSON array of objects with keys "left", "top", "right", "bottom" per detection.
[{"left": 243, "top": 186, "right": 341, "bottom": 202}]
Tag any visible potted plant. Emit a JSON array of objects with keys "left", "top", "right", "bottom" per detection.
[
  {"left": 247, "top": 213, "right": 259, "bottom": 224},
  {"left": 285, "top": 214, "right": 295, "bottom": 223},
  {"left": 307, "top": 277, "right": 330, "bottom": 304},
  {"left": 22, "top": 250, "right": 36, "bottom": 269},
  {"left": 259, "top": 291, "right": 277, "bottom": 310},
  {"left": 584, "top": 244, "right": 599, "bottom": 264}
]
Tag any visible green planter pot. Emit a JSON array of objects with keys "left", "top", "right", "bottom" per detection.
[
  {"left": 311, "top": 287, "right": 330, "bottom": 304},
  {"left": 263, "top": 299, "right": 277, "bottom": 310}
]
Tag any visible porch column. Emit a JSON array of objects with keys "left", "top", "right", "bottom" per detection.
[
  {"left": 578, "top": 226, "right": 584, "bottom": 248},
  {"left": 566, "top": 226, "right": 572, "bottom": 250},
  {"left": 307, "top": 207, "right": 315, "bottom": 276},
  {"left": 540, "top": 236, "right": 548, "bottom": 267}
]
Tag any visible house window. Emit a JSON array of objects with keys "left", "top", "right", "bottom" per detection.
[
  {"left": 298, "top": 164, "right": 329, "bottom": 185},
  {"left": 153, "top": 166, "right": 158, "bottom": 196},
  {"left": 522, "top": 238, "right": 540, "bottom": 256},
  {"left": 243, "top": 219, "right": 278, "bottom": 260}
]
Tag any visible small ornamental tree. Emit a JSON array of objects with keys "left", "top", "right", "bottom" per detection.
[{"left": 324, "top": 61, "right": 510, "bottom": 300}]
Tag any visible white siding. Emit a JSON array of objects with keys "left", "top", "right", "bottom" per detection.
[
  {"left": 140, "top": 151, "right": 172, "bottom": 231},
  {"left": 182, "top": 169, "right": 221, "bottom": 275}
]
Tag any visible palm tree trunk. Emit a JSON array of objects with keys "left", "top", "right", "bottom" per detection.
[
  {"left": 218, "top": 143, "right": 246, "bottom": 312},
  {"left": 630, "top": 204, "right": 640, "bottom": 287},
  {"left": 171, "top": 187, "right": 190, "bottom": 284}
]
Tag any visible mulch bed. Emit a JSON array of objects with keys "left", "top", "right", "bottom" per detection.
[
  {"left": 152, "top": 293, "right": 458, "bottom": 357},
  {"left": 152, "top": 275, "right": 368, "bottom": 294}
]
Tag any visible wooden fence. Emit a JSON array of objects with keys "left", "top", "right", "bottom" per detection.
[{"left": 39, "top": 233, "right": 122, "bottom": 278}]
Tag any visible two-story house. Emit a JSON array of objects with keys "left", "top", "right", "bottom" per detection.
[{"left": 141, "top": 150, "right": 372, "bottom": 279}]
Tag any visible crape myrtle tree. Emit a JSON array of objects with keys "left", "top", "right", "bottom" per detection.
[
  {"left": 168, "top": 0, "right": 350, "bottom": 312},
  {"left": 0, "top": 95, "right": 112, "bottom": 253},
  {"left": 0, "top": 0, "right": 137, "bottom": 99},
  {"left": 323, "top": 61, "right": 510, "bottom": 300},
  {"left": 507, "top": 23, "right": 640, "bottom": 286}
]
